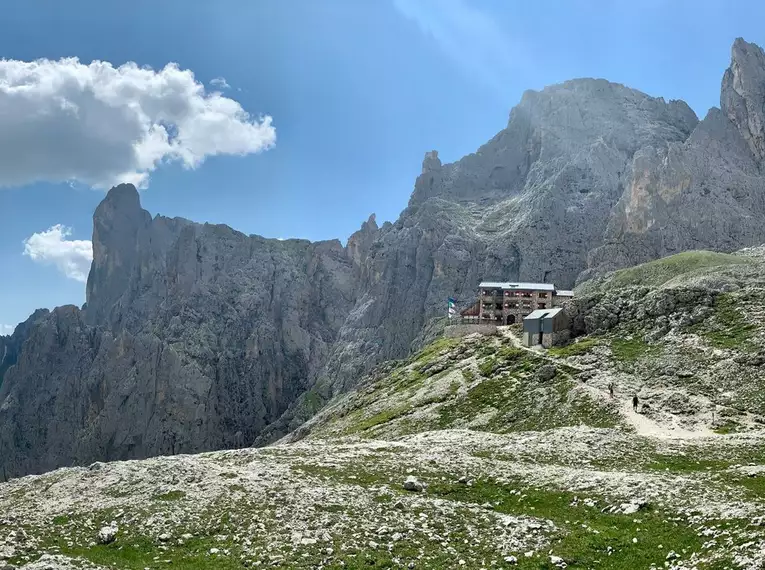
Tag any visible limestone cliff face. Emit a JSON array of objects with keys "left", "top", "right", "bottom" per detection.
[
  {"left": 722, "top": 38, "right": 765, "bottom": 161},
  {"left": 0, "top": 185, "right": 355, "bottom": 478},
  {"left": 6, "top": 39, "right": 765, "bottom": 473},
  {"left": 586, "top": 38, "right": 765, "bottom": 278}
]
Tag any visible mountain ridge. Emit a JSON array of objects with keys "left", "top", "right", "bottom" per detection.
[{"left": 5, "top": 38, "right": 765, "bottom": 477}]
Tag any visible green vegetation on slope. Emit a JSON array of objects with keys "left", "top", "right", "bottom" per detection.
[
  {"left": 690, "top": 293, "right": 757, "bottom": 349},
  {"left": 153, "top": 490, "right": 186, "bottom": 501},
  {"left": 291, "top": 461, "right": 738, "bottom": 570},
  {"left": 312, "top": 334, "right": 622, "bottom": 440},
  {"left": 548, "top": 338, "right": 599, "bottom": 358},
  {"left": 604, "top": 251, "right": 749, "bottom": 290},
  {"left": 610, "top": 336, "right": 659, "bottom": 362}
]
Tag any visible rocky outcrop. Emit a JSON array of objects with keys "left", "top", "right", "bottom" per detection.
[
  {"left": 7, "top": 39, "right": 765, "bottom": 473},
  {"left": 0, "top": 309, "right": 49, "bottom": 389}
]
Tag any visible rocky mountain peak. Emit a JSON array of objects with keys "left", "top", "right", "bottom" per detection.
[
  {"left": 86, "top": 183, "right": 151, "bottom": 327},
  {"left": 102, "top": 182, "right": 141, "bottom": 207},
  {"left": 421, "top": 150, "right": 441, "bottom": 173},
  {"left": 346, "top": 213, "right": 379, "bottom": 272},
  {"left": 721, "top": 37, "right": 765, "bottom": 161}
]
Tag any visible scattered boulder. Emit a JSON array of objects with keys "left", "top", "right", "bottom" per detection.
[
  {"left": 403, "top": 475, "right": 424, "bottom": 492},
  {"left": 603, "top": 498, "right": 648, "bottom": 515},
  {"left": 97, "top": 524, "right": 118, "bottom": 545},
  {"left": 536, "top": 365, "right": 557, "bottom": 382},
  {"left": 620, "top": 498, "right": 649, "bottom": 515},
  {"left": 550, "top": 554, "right": 567, "bottom": 568}
]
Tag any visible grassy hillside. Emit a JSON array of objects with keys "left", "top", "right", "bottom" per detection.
[
  {"left": 577, "top": 250, "right": 752, "bottom": 295},
  {"left": 297, "top": 334, "right": 623, "bottom": 442}
]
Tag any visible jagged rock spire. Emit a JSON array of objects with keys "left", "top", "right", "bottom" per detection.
[
  {"left": 721, "top": 38, "right": 765, "bottom": 161},
  {"left": 421, "top": 150, "right": 441, "bottom": 173}
]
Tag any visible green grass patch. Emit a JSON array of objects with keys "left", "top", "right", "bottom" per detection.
[
  {"left": 646, "top": 454, "right": 733, "bottom": 473},
  {"left": 345, "top": 404, "right": 410, "bottom": 434},
  {"left": 479, "top": 346, "right": 529, "bottom": 377},
  {"left": 497, "top": 345, "right": 526, "bottom": 360},
  {"left": 692, "top": 294, "right": 757, "bottom": 349},
  {"left": 438, "top": 376, "right": 506, "bottom": 427},
  {"left": 103, "top": 486, "right": 133, "bottom": 498},
  {"left": 478, "top": 357, "right": 499, "bottom": 377},
  {"left": 291, "top": 461, "right": 720, "bottom": 569},
  {"left": 733, "top": 474, "right": 765, "bottom": 499},
  {"left": 606, "top": 251, "right": 749, "bottom": 290},
  {"left": 410, "top": 336, "right": 459, "bottom": 365},
  {"left": 152, "top": 490, "right": 186, "bottom": 502},
  {"left": 549, "top": 338, "right": 599, "bottom": 358},
  {"left": 427, "top": 478, "right": 707, "bottom": 569},
  {"left": 713, "top": 421, "right": 741, "bottom": 434},
  {"left": 610, "top": 336, "right": 657, "bottom": 362},
  {"left": 56, "top": 534, "right": 246, "bottom": 570},
  {"left": 438, "top": 368, "right": 621, "bottom": 432}
]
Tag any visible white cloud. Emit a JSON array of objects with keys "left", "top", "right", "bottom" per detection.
[
  {"left": 23, "top": 225, "right": 93, "bottom": 283},
  {"left": 0, "top": 324, "right": 14, "bottom": 336},
  {"left": 0, "top": 58, "right": 276, "bottom": 189},
  {"left": 210, "top": 77, "right": 231, "bottom": 90},
  {"left": 393, "top": 0, "right": 526, "bottom": 95}
]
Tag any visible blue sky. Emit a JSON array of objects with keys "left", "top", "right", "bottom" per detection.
[{"left": 1, "top": 0, "right": 764, "bottom": 332}]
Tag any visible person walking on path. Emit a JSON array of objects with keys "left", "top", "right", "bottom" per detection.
[
  {"left": 632, "top": 394, "right": 639, "bottom": 413},
  {"left": 608, "top": 382, "right": 614, "bottom": 398}
]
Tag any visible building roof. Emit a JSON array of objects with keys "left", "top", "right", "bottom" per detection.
[
  {"left": 556, "top": 290, "right": 574, "bottom": 297},
  {"left": 523, "top": 307, "right": 564, "bottom": 321},
  {"left": 478, "top": 281, "right": 556, "bottom": 292}
]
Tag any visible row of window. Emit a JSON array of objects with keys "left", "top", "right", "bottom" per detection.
[
  {"left": 481, "top": 302, "right": 547, "bottom": 310},
  {"left": 481, "top": 290, "right": 548, "bottom": 298}
]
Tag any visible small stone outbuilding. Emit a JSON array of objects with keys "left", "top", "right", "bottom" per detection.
[{"left": 522, "top": 308, "right": 569, "bottom": 348}]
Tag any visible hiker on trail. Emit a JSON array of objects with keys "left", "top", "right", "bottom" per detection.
[
  {"left": 608, "top": 382, "right": 614, "bottom": 398},
  {"left": 632, "top": 394, "right": 639, "bottom": 413}
]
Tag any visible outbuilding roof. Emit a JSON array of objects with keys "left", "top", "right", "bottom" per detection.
[
  {"left": 556, "top": 290, "right": 574, "bottom": 297},
  {"left": 478, "top": 281, "right": 556, "bottom": 292},
  {"left": 523, "top": 307, "right": 564, "bottom": 321}
]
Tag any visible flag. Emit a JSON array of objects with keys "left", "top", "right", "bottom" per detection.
[{"left": 448, "top": 297, "right": 457, "bottom": 318}]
